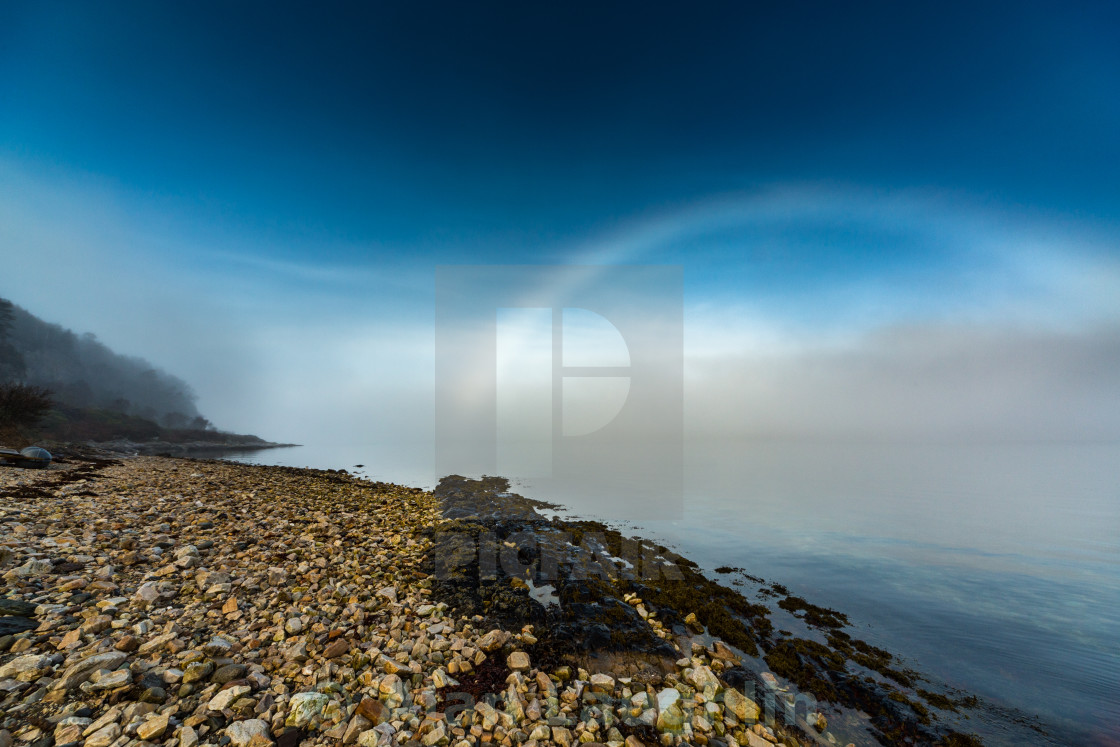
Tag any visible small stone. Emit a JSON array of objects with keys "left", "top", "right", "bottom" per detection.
[
  {"left": 477, "top": 629, "right": 506, "bottom": 652},
  {"left": 589, "top": 673, "right": 614, "bottom": 692},
  {"left": 83, "top": 723, "right": 121, "bottom": 747},
  {"left": 431, "top": 668, "right": 458, "bottom": 688},
  {"left": 656, "top": 687, "right": 680, "bottom": 712},
  {"left": 59, "top": 629, "right": 83, "bottom": 650},
  {"left": 132, "top": 582, "right": 160, "bottom": 609},
  {"left": 378, "top": 673, "right": 406, "bottom": 708},
  {"left": 210, "top": 684, "right": 252, "bottom": 711},
  {"left": 378, "top": 655, "right": 413, "bottom": 675},
  {"left": 82, "top": 707, "right": 122, "bottom": 737},
  {"left": 421, "top": 722, "right": 446, "bottom": 746},
  {"left": 686, "top": 665, "right": 720, "bottom": 696},
  {"left": 87, "top": 667, "right": 132, "bottom": 690},
  {"left": 14, "top": 559, "right": 52, "bottom": 576},
  {"left": 710, "top": 641, "right": 740, "bottom": 663},
  {"left": 551, "top": 727, "right": 573, "bottom": 747},
  {"left": 356, "top": 697, "right": 389, "bottom": 725},
  {"left": 182, "top": 661, "right": 214, "bottom": 684},
  {"left": 113, "top": 635, "right": 138, "bottom": 652},
  {"left": 212, "top": 663, "right": 248, "bottom": 684},
  {"left": 342, "top": 714, "right": 372, "bottom": 745},
  {"left": 137, "top": 631, "right": 177, "bottom": 654},
  {"left": 656, "top": 703, "right": 685, "bottom": 731},
  {"left": 179, "top": 725, "right": 199, "bottom": 747},
  {"left": 284, "top": 618, "right": 303, "bottom": 635},
  {"left": 54, "top": 719, "right": 91, "bottom": 747},
  {"left": 222, "top": 597, "right": 239, "bottom": 614},
  {"left": 723, "top": 688, "right": 759, "bottom": 722},
  {"left": 506, "top": 651, "right": 530, "bottom": 671},
  {"left": 323, "top": 639, "right": 350, "bottom": 659},
  {"left": 742, "top": 730, "right": 774, "bottom": 747},
  {"left": 121, "top": 701, "right": 157, "bottom": 723},
  {"left": 139, "top": 686, "right": 168, "bottom": 703},
  {"left": 202, "top": 636, "right": 233, "bottom": 656},
  {"left": 0, "top": 599, "right": 37, "bottom": 616},
  {"left": 136, "top": 713, "right": 170, "bottom": 741},
  {"left": 0, "top": 654, "right": 47, "bottom": 679},
  {"left": 226, "top": 719, "right": 272, "bottom": 747}
]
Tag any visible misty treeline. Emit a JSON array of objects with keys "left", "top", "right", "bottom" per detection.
[{"left": 0, "top": 297, "right": 211, "bottom": 429}]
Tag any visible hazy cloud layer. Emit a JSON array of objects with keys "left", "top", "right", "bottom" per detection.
[
  {"left": 3, "top": 158, "right": 1119, "bottom": 447},
  {"left": 688, "top": 322, "right": 1120, "bottom": 441}
]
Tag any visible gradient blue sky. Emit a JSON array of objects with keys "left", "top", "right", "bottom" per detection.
[{"left": 2, "top": 1, "right": 1119, "bottom": 444}]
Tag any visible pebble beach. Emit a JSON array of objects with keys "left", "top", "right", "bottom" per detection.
[{"left": 0, "top": 454, "right": 977, "bottom": 747}]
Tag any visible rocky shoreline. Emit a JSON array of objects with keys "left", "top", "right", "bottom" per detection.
[{"left": 0, "top": 454, "right": 986, "bottom": 747}]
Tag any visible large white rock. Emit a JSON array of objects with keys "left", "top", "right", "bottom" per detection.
[{"left": 286, "top": 692, "right": 331, "bottom": 728}]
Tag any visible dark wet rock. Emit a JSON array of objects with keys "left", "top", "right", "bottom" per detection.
[
  {"left": 426, "top": 477, "right": 679, "bottom": 668},
  {"left": 0, "top": 618, "right": 36, "bottom": 636},
  {"left": 720, "top": 666, "right": 761, "bottom": 693},
  {"left": 52, "top": 563, "right": 84, "bottom": 574},
  {"left": 138, "top": 686, "right": 167, "bottom": 703},
  {"left": 211, "top": 663, "right": 247, "bottom": 684},
  {"left": 0, "top": 599, "right": 36, "bottom": 617},
  {"left": 274, "top": 728, "right": 305, "bottom": 747}
]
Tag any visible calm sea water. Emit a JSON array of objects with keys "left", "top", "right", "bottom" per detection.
[{"left": 217, "top": 439, "right": 1120, "bottom": 746}]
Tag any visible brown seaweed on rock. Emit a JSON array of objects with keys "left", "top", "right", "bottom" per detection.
[{"left": 422, "top": 475, "right": 990, "bottom": 746}]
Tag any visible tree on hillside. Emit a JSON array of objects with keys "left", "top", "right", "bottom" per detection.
[
  {"left": 0, "top": 383, "right": 53, "bottom": 427},
  {"left": 2, "top": 297, "right": 202, "bottom": 421},
  {"left": 0, "top": 299, "right": 27, "bottom": 383}
]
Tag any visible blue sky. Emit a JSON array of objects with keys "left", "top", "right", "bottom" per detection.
[{"left": 2, "top": 1, "right": 1119, "bottom": 444}]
